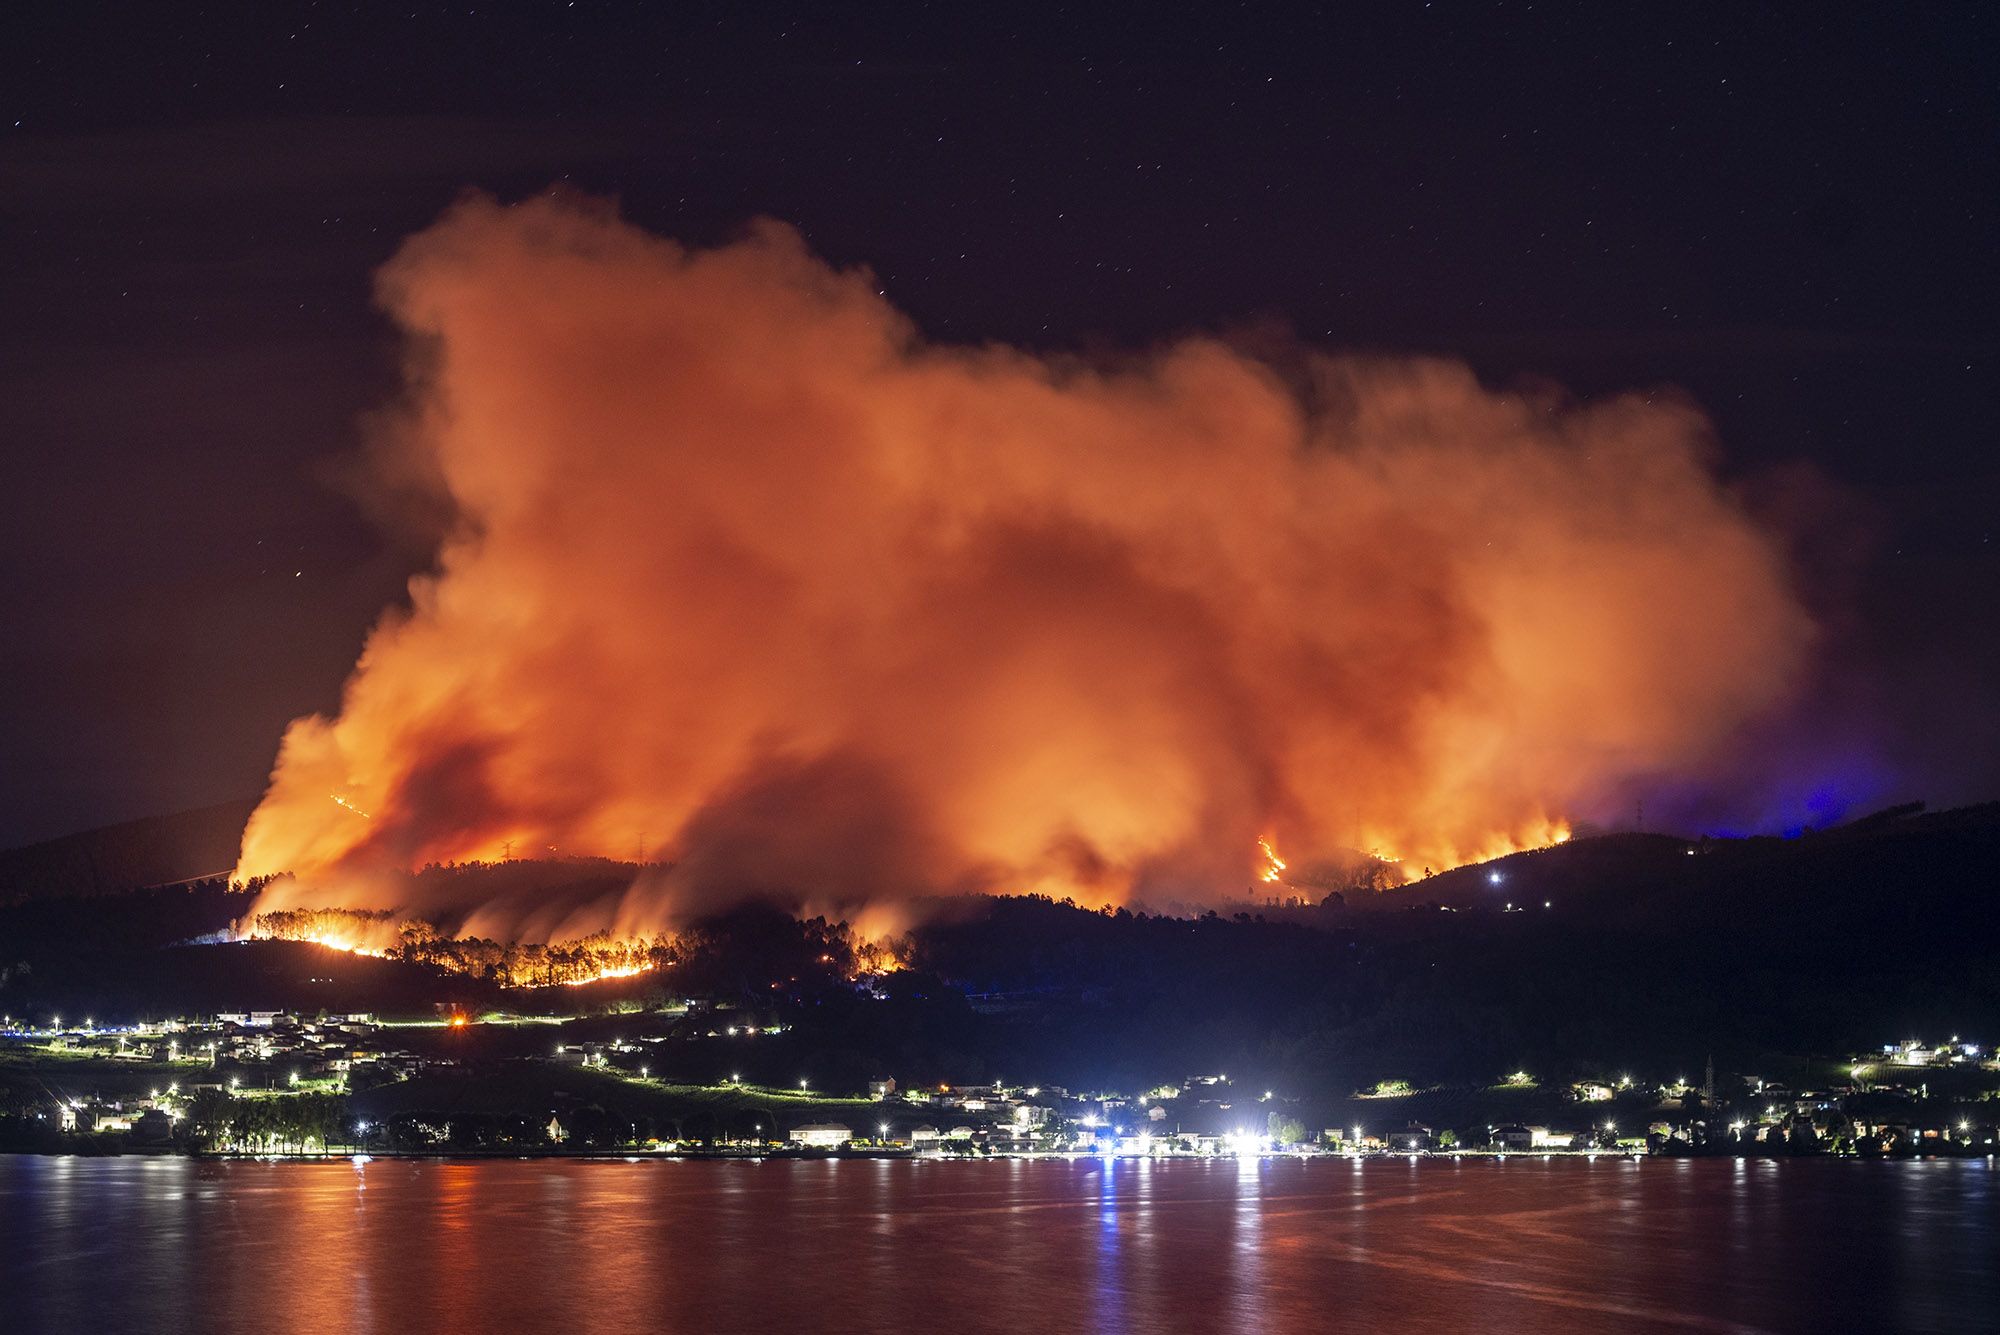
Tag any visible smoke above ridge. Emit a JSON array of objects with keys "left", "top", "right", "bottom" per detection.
[{"left": 236, "top": 190, "right": 1814, "bottom": 936}]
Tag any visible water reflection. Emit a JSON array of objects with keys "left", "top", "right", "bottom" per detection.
[{"left": 2, "top": 1157, "right": 1995, "bottom": 1334}]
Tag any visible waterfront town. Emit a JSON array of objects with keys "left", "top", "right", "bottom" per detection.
[{"left": 3, "top": 1004, "right": 1994, "bottom": 1161}]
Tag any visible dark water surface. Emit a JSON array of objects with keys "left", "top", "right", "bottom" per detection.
[{"left": 4, "top": 1155, "right": 1997, "bottom": 1333}]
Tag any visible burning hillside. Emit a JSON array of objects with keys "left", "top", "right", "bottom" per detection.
[
  {"left": 235, "top": 191, "right": 1811, "bottom": 937},
  {"left": 246, "top": 904, "right": 664, "bottom": 987},
  {"left": 239, "top": 875, "right": 907, "bottom": 989}
]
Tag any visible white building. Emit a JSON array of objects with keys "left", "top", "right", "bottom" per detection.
[{"left": 789, "top": 1123, "right": 853, "bottom": 1149}]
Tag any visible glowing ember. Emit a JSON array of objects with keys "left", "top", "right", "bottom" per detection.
[{"left": 1257, "top": 837, "right": 1288, "bottom": 883}]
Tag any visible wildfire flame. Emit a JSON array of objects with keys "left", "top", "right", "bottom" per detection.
[
  {"left": 559, "top": 962, "right": 652, "bottom": 986},
  {"left": 1257, "top": 837, "right": 1288, "bottom": 883},
  {"left": 230, "top": 192, "right": 1812, "bottom": 935}
]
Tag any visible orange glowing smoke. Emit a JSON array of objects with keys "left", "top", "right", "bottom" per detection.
[{"left": 235, "top": 191, "right": 1811, "bottom": 932}]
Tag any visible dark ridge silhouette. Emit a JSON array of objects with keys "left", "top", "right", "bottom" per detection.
[{"left": 0, "top": 799, "right": 256, "bottom": 905}]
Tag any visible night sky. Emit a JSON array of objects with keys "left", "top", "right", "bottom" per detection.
[{"left": 2, "top": 2, "right": 1994, "bottom": 847}]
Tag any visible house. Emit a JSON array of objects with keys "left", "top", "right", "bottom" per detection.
[
  {"left": 89, "top": 1105, "right": 135, "bottom": 1134},
  {"left": 130, "top": 1109, "right": 175, "bottom": 1146},
  {"left": 1388, "top": 1123, "right": 1433, "bottom": 1152},
  {"left": 869, "top": 1078, "right": 896, "bottom": 1100},
  {"left": 1491, "top": 1124, "right": 1534, "bottom": 1151},
  {"left": 789, "top": 1123, "right": 853, "bottom": 1149}
]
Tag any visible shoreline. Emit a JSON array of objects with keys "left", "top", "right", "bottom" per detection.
[{"left": 5, "top": 1145, "right": 1993, "bottom": 1164}]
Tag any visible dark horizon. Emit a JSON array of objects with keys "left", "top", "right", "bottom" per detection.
[{"left": 3, "top": 3, "right": 1995, "bottom": 849}]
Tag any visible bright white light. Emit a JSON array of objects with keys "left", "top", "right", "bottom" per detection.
[{"left": 1488, "top": 871, "right": 1503, "bottom": 885}]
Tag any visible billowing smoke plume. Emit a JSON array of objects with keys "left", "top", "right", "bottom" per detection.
[{"left": 238, "top": 191, "right": 1812, "bottom": 935}]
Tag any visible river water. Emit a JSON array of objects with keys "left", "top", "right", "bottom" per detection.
[{"left": 4, "top": 1155, "right": 1996, "bottom": 1333}]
